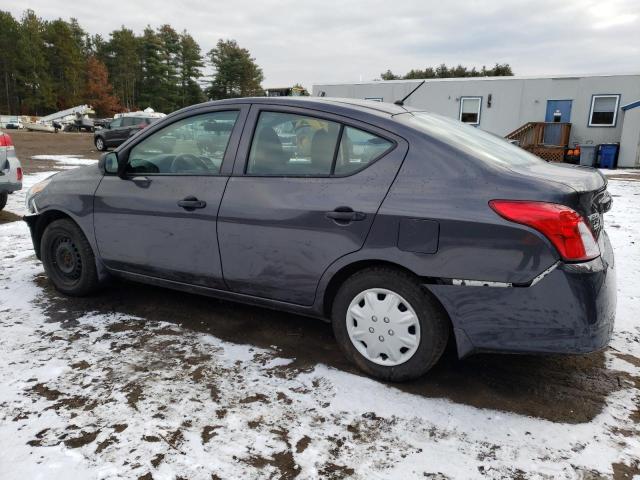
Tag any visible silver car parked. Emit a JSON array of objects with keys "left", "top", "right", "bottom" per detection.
[{"left": 0, "top": 130, "right": 22, "bottom": 211}]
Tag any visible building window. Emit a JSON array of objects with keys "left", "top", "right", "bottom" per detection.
[
  {"left": 459, "top": 97, "right": 482, "bottom": 125},
  {"left": 588, "top": 94, "right": 620, "bottom": 127}
]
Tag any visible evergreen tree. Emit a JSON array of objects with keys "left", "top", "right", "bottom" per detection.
[
  {"left": 138, "top": 27, "right": 167, "bottom": 110},
  {"left": 15, "top": 10, "right": 55, "bottom": 114},
  {"left": 177, "top": 31, "right": 205, "bottom": 107},
  {"left": 206, "top": 39, "right": 264, "bottom": 99},
  {"left": 157, "top": 24, "right": 181, "bottom": 110},
  {"left": 0, "top": 10, "right": 266, "bottom": 115},
  {"left": 0, "top": 11, "right": 20, "bottom": 114},
  {"left": 380, "top": 69, "right": 400, "bottom": 80},
  {"left": 102, "top": 27, "right": 141, "bottom": 110},
  {"left": 44, "top": 18, "right": 87, "bottom": 109},
  {"left": 382, "top": 63, "right": 514, "bottom": 81}
]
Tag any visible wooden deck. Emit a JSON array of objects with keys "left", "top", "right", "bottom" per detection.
[{"left": 506, "top": 122, "right": 571, "bottom": 162}]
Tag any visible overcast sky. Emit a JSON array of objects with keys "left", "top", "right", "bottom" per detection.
[{"left": 3, "top": 0, "right": 639, "bottom": 88}]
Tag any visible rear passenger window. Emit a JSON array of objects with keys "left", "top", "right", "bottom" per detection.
[
  {"left": 248, "top": 112, "right": 340, "bottom": 175},
  {"left": 335, "top": 127, "right": 393, "bottom": 175}
]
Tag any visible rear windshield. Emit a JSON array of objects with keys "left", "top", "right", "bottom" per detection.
[{"left": 397, "top": 112, "right": 545, "bottom": 167}]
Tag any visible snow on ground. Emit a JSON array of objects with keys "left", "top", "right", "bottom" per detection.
[
  {"left": 31, "top": 154, "right": 98, "bottom": 168},
  {"left": 599, "top": 168, "right": 640, "bottom": 180},
  {"left": 0, "top": 169, "right": 639, "bottom": 479}
]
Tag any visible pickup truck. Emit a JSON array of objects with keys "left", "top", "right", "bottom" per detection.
[{"left": 0, "top": 131, "right": 22, "bottom": 210}]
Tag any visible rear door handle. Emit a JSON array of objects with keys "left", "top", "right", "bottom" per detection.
[
  {"left": 326, "top": 207, "right": 366, "bottom": 223},
  {"left": 177, "top": 196, "right": 207, "bottom": 211}
]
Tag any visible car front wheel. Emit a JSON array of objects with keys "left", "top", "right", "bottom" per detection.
[
  {"left": 95, "top": 137, "right": 106, "bottom": 151},
  {"left": 41, "top": 219, "right": 100, "bottom": 296},
  {"left": 0, "top": 192, "right": 7, "bottom": 211},
  {"left": 332, "top": 267, "right": 449, "bottom": 381}
]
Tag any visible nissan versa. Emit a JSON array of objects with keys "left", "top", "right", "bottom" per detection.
[{"left": 24, "top": 97, "right": 616, "bottom": 381}]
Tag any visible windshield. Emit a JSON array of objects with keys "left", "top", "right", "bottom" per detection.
[{"left": 397, "top": 112, "right": 545, "bottom": 167}]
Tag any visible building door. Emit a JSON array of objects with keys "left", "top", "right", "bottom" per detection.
[
  {"left": 544, "top": 100, "right": 572, "bottom": 145},
  {"left": 545, "top": 100, "right": 572, "bottom": 122}
]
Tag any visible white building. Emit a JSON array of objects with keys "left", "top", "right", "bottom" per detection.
[{"left": 313, "top": 73, "right": 640, "bottom": 167}]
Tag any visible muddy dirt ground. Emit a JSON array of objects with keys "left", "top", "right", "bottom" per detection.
[
  {"left": 1, "top": 131, "right": 639, "bottom": 478},
  {"left": 10, "top": 130, "right": 101, "bottom": 174}
]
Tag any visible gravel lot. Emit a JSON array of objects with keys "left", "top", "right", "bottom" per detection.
[{"left": 0, "top": 133, "right": 638, "bottom": 479}]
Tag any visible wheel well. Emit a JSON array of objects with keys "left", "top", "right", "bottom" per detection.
[
  {"left": 322, "top": 260, "right": 426, "bottom": 317},
  {"left": 322, "top": 259, "right": 456, "bottom": 351},
  {"left": 31, "top": 210, "right": 74, "bottom": 258}
]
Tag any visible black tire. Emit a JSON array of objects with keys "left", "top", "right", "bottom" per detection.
[
  {"left": 95, "top": 136, "right": 106, "bottom": 151},
  {"left": 0, "top": 192, "right": 7, "bottom": 211},
  {"left": 41, "top": 219, "right": 100, "bottom": 296},
  {"left": 331, "top": 267, "right": 449, "bottom": 381}
]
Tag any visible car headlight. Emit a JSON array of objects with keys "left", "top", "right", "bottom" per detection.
[{"left": 25, "top": 176, "right": 53, "bottom": 213}]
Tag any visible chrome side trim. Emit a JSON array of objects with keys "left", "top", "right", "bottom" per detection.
[
  {"left": 449, "top": 262, "right": 560, "bottom": 288},
  {"left": 451, "top": 278, "right": 513, "bottom": 288},
  {"left": 527, "top": 261, "right": 560, "bottom": 286}
]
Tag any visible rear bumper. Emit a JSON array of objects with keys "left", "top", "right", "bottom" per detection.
[
  {"left": 0, "top": 181, "right": 21, "bottom": 193},
  {"left": 428, "top": 231, "right": 616, "bottom": 357}
]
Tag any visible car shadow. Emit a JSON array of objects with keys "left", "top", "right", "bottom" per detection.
[{"left": 35, "top": 275, "right": 624, "bottom": 424}]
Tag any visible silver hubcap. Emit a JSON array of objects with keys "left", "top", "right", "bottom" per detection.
[
  {"left": 97, "top": 138, "right": 103, "bottom": 149},
  {"left": 346, "top": 288, "right": 421, "bottom": 366}
]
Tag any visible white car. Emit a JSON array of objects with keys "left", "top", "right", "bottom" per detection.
[{"left": 0, "top": 130, "right": 22, "bottom": 211}]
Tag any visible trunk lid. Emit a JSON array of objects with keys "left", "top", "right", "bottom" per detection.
[
  {"left": 506, "top": 162, "right": 606, "bottom": 193},
  {"left": 506, "top": 162, "right": 611, "bottom": 239}
]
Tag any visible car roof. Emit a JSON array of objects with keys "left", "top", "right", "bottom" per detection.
[{"left": 190, "top": 96, "right": 420, "bottom": 118}]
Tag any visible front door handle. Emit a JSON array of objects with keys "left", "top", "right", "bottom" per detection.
[
  {"left": 130, "top": 176, "right": 151, "bottom": 187},
  {"left": 177, "top": 196, "right": 207, "bottom": 211},
  {"left": 326, "top": 207, "right": 366, "bottom": 223}
]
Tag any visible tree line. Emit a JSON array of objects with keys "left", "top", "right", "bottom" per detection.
[
  {"left": 0, "top": 9, "right": 265, "bottom": 117},
  {"left": 380, "top": 63, "right": 514, "bottom": 80}
]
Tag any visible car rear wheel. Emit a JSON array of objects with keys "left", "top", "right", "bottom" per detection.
[
  {"left": 0, "top": 192, "right": 7, "bottom": 211},
  {"left": 41, "top": 219, "right": 100, "bottom": 296},
  {"left": 95, "top": 137, "right": 106, "bottom": 151},
  {"left": 332, "top": 267, "right": 449, "bottom": 381}
]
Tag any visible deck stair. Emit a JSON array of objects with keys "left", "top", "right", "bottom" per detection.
[{"left": 505, "top": 122, "right": 571, "bottom": 162}]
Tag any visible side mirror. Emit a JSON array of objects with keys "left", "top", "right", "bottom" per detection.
[{"left": 100, "top": 152, "right": 119, "bottom": 174}]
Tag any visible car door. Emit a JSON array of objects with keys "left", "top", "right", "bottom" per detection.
[
  {"left": 93, "top": 106, "right": 248, "bottom": 288},
  {"left": 104, "top": 117, "right": 123, "bottom": 145},
  {"left": 217, "top": 105, "right": 408, "bottom": 305}
]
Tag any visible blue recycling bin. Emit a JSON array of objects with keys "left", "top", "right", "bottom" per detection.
[{"left": 598, "top": 144, "right": 619, "bottom": 169}]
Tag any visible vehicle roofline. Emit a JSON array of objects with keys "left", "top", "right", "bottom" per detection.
[{"left": 174, "top": 96, "right": 416, "bottom": 117}]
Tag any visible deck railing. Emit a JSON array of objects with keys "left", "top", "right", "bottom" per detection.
[{"left": 506, "top": 122, "right": 571, "bottom": 149}]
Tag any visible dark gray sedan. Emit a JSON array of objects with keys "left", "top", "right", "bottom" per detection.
[{"left": 24, "top": 97, "right": 616, "bottom": 381}]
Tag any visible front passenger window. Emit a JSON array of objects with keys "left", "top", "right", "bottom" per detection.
[{"left": 127, "top": 111, "right": 239, "bottom": 175}]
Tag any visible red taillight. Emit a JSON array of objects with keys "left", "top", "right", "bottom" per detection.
[
  {"left": 0, "top": 133, "right": 13, "bottom": 147},
  {"left": 16, "top": 167, "right": 23, "bottom": 182},
  {"left": 489, "top": 200, "right": 600, "bottom": 262}
]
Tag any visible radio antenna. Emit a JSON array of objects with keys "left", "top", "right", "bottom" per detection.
[{"left": 394, "top": 80, "right": 426, "bottom": 106}]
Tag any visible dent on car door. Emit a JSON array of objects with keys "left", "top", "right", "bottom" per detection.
[
  {"left": 217, "top": 107, "right": 408, "bottom": 305},
  {"left": 93, "top": 107, "right": 247, "bottom": 288}
]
